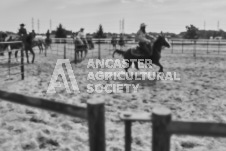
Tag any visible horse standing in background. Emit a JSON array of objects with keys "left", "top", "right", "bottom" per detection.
[
  {"left": 32, "top": 38, "right": 44, "bottom": 54},
  {"left": 0, "top": 32, "right": 7, "bottom": 56},
  {"left": 111, "top": 37, "right": 117, "bottom": 50},
  {"left": 87, "top": 37, "right": 94, "bottom": 50},
  {"left": 74, "top": 37, "right": 88, "bottom": 60},
  {"left": 118, "top": 35, "right": 125, "bottom": 50},
  {"left": 44, "top": 37, "right": 52, "bottom": 51},
  {"left": 3, "top": 33, "right": 35, "bottom": 63}
]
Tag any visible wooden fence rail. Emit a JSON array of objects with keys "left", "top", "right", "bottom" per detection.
[
  {"left": 170, "top": 39, "right": 226, "bottom": 56},
  {"left": 0, "top": 90, "right": 105, "bottom": 151},
  {"left": 120, "top": 107, "right": 226, "bottom": 151}
]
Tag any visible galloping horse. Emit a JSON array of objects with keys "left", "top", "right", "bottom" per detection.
[{"left": 112, "top": 32, "right": 170, "bottom": 73}]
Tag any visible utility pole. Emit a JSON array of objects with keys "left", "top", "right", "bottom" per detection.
[
  {"left": 50, "top": 19, "right": 52, "bottom": 33},
  {"left": 32, "top": 17, "right": 34, "bottom": 30},
  {"left": 122, "top": 18, "right": 124, "bottom": 35},
  {"left": 37, "top": 19, "right": 40, "bottom": 34},
  {"left": 217, "top": 20, "right": 220, "bottom": 30},
  {"left": 204, "top": 20, "right": 206, "bottom": 30},
  {"left": 119, "top": 20, "right": 122, "bottom": 34}
]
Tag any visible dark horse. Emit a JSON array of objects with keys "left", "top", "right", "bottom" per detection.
[
  {"left": 44, "top": 37, "right": 52, "bottom": 51},
  {"left": 112, "top": 33, "right": 170, "bottom": 72},
  {"left": 74, "top": 38, "right": 88, "bottom": 60},
  {"left": 87, "top": 37, "right": 94, "bottom": 50},
  {"left": 111, "top": 37, "right": 117, "bottom": 50},
  {"left": 32, "top": 38, "right": 45, "bottom": 54},
  {"left": 4, "top": 33, "right": 35, "bottom": 63}
]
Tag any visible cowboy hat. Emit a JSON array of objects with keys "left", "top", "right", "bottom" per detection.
[
  {"left": 140, "top": 23, "right": 147, "bottom": 28},
  {"left": 20, "top": 23, "right": 25, "bottom": 26}
]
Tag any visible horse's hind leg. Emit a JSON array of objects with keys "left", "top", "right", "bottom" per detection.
[
  {"left": 84, "top": 50, "right": 87, "bottom": 59},
  {"left": 30, "top": 48, "right": 35, "bottom": 63},
  {"left": 15, "top": 51, "right": 18, "bottom": 62},
  {"left": 25, "top": 50, "right": 30, "bottom": 63},
  {"left": 8, "top": 52, "right": 12, "bottom": 64},
  {"left": 124, "top": 61, "right": 132, "bottom": 73},
  {"left": 134, "top": 62, "right": 139, "bottom": 70}
]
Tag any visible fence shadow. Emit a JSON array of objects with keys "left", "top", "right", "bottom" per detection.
[{"left": 112, "top": 74, "right": 157, "bottom": 87}]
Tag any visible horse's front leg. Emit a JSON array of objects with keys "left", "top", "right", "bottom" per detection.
[
  {"left": 15, "top": 50, "right": 18, "bottom": 62},
  {"left": 8, "top": 51, "right": 12, "bottom": 64},
  {"left": 30, "top": 48, "right": 35, "bottom": 63},
  {"left": 153, "top": 61, "right": 163, "bottom": 73},
  {"left": 39, "top": 45, "right": 41, "bottom": 54},
  {"left": 25, "top": 50, "right": 30, "bottom": 63}
]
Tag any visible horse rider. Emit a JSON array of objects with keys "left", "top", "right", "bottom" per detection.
[
  {"left": 31, "top": 30, "right": 36, "bottom": 39},
  {"left": 135, "top": 23, "right": 155, "bottom": 56},
  {"left": 46, "top": 30, "right": 50, "bottom": 39},
  {"left": 18, "top": 23, "right": 27, "bottom": 44},
  {"left": 111, "top": 34, "right": 117, "bottom": 49},
  {"left": 77, "top": 28, "right": 88, "bottom": 48}
]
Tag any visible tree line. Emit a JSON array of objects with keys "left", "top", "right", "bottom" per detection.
[
  {"left": 2, "top": 23, "right": 225, "bottom": 39},
  {"left": 179, "top": 24, "right": 226, "bottom": 39},
  {"left": 53, "top": 24, "right": 106, "bottom": 38}
]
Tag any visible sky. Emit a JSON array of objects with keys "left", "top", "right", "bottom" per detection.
[{"left": 0, "top": 0, "right": 226, "bottom": 34}]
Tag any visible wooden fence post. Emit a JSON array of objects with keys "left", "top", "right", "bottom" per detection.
[
  {"left": 98, "top": 39, "right": 101, "bottom": 60},
  {"left": 171, "top": 40, "right": 173, "bottom": 54},
  {"left": 207, "top": 40, "right": 209, "bottom": 54},
  {"left": 182, "top": 40, "right": 184, "bottom": 53},
  {"left": 57, "top": 43, "right": 59, "bottom": 55},
  {"left": 193, "top": 40, "right": 196, "bottom": 58},
  {"left": 45, "top": 43, "right": 47, "bottom": 57},
  {"left": 21, "top": 43, "right": 24, "bottom": 80},
  {"left": 74, "top": 43, "right": 77, "bottom": 64},
  {"left": 218, "top": 40, "right": 220, "bottom": 54},
  {"left": 8, "top": 52, "right": 10, "bottom": 79},
  {"left": 64, "top": 43, "right": 66, "bottom": 59},
  {"left": 152, "top": 107, "right": 171, "bottom": 151},
  {"left": 125, "top": 121, "right": 132, "bottom": 151},
  {"left": 87, "top": 99, "right": 105, "bottom": 151}
]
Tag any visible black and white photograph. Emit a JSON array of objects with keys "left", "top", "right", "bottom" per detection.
[{"left": 0, "top": 0, "right": 226, "bottom": 151}]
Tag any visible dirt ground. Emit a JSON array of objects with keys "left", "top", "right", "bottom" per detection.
[{"left": 0, "top": 44, "right": 226, "bottom": 151}]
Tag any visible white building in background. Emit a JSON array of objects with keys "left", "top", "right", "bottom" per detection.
[{"left": 215, "top": 36, "right": 222, "bottom": 40}]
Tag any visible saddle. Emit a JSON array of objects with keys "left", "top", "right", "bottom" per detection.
[{"left": 131, "top": 44, "right": 153, "bottom": 57}]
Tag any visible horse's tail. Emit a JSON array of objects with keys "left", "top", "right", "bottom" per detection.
[{"left": 112, "top": 49, "right": 125, "bottom": 58}]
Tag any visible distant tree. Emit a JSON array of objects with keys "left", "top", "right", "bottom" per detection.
[
  {"left": 94, "top": 24, "right": 106, "bottom": 38},
  {"left": 55, "top": 24, "right": 67, "bottom": 38},
  {"left": 184, "top": 24, "right": 199, "bottom": 39}
]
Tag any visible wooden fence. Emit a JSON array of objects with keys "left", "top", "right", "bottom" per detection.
[
  {"left": 1, "top": 89, "right": 226, "bottom": 151},
  {"left": 46, "top": 37, "right": 226, "bottom": 61},
  {"left": 170, "top": 39, "right": 226, "bottom": 56},
  {"left": 45, "top": 38, "right": 77, "bottom": 63},
  {"left": 50, "top": 38, "right": 107, "bottom": 61},
  {"left": 120, "top": 107, "right": 226, "bottom": 151},
  {"left": 0, "top": 41, "right": 24, "bottom": 80},
  {"left": 0, "top": 90, "right": 106, "bottom": 151}
]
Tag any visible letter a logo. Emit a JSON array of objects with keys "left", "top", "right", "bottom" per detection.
[{"left": 47, "top": 59, "right": 80, "bottom": 93}]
